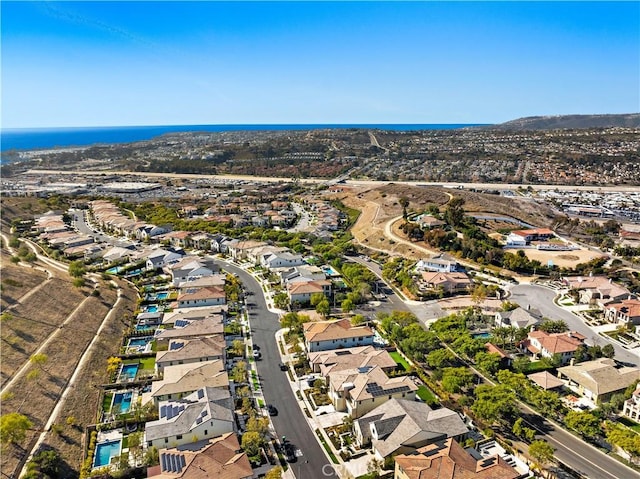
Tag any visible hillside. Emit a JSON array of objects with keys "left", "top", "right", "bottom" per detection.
[{"left": 490, "top": 113, "right": 640, "bottom": 130}]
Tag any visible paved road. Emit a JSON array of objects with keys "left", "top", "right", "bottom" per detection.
[
  {"left": 212, "top": 259, "right": 337, "bottom": 479},
  {"left": 509, "top": 284, "right": 639, "bottom": 366}
]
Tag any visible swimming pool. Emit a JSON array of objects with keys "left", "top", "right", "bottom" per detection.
[
  {"left": 472, "top": 332, "right": 492, "bottom": 339},
  {"left": 321, "top": 265, "right": 340, "bottom": 276},
  {"left": 127, "top": 337, "right": 152, "bottom": 348},
  {"left": 145, "top": 305, "right": 158, "bottom": 313},
  {"left": 106, "top": 266, "right": 123, "bottom": 274},
  {"left": 119, "top": 364, "right": 138, "bottom": 382},
  {"left": 136, "top": 324, "right": 157, "bottom": 332},
  {"left": 156, "top": 292, "right": 169, "bottom": 300},
  {"left": 112, "top": 391, "right": 133, "bottom": 414},
  {"left": 93, "top": 439, "right": 121, "bottom": 468}
]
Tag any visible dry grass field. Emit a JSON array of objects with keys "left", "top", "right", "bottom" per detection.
[
  {"left": 0, "top": 260, "right": 49, "bottom": 310},
  {"left": 522, "top": 247, "right": 606, "bottom": 268}
]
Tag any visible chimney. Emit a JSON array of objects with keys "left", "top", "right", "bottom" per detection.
[
  {"left": 527, "top": 304, "right": 531, "bottom": 311},
  {"left": 570, "top": 358, "right": 576, "bottom": 366}
]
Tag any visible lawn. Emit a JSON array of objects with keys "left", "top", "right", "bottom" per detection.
[
  {"left": 618, "top": 416, "right": 640, "bottom": 433},
  {"left": 416, "top": 385, "right": 438, "bottom": 405},
  {"left": 390, "top": 351, "right": 410, "bottom": 371},
  {"left": 525, "top": 360, "right": 552, "bottom": 374},
  {"left": 102, "top": 392, "right": 114, "bottom": 412},
  {"left": 139, "top": 357, "right": 155, "bottom": 371}
]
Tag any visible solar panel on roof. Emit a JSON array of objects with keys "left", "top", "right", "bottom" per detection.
[
  {"left": 160, "top": 405, "right": 167, "bottom": 418},
  {"left": 196, "top": 416, "right": 203, "bottom": 425},
  {"left": 197, "top": 389, "right": 204, "bottom": 399},
  {"left": 161, "top": 454, "right": 167, "bottom": 471},
  {"left": 180, "top": 455, "right": 186, "bottom": 470},
  {"left": 480, "top": 457, "right": 496, "bottom": 468},
  {"left": 170, "top": 341, "right": 184, "bottom": 350}
]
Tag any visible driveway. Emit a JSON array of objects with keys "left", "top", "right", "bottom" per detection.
[
  {"left": 509, "top": 284, "right": 639, "bottom": 366},
  {"left": 212, "top": 258, "right": 337, "bottom": 478}
]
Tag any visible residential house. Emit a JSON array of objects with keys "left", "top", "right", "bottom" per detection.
[
  {"left": 176, "top": 275, "right": 226, "bottom": 290},
  {"left": 328, "top": 365, "right": 417, "bottom": 418},
  {"left": 521, "top": 330, "right": 585, "bottom": 365},
  {"left": 189, "top": 232, "right": 215, "bottom": 251},
  {"left": 177, "top": 286, "right": 226, "bottom": 308},
  {"left": 507, "top": 228, "right": 555, "bottom": 244},
  {"left": 155, "top": 337, "right": 226, "bottom": 374},
  {"left": 280, "top": 265, "right": 326, "bottom": 286},
  {"left": 162, "top": 307, "right": 227, "bottom": 326},
  {"left": 527, "top": 371, "right": 564, "bottom": 391},
  {"left": 563, "top": 276, "right": 631, "bottom": 306},
  {"left": 414, "top": 214, "right": 446, "bottom": 230},
  {"left": 604, "top": 299, "right": 640, "bottom": 326},
  {"left": 303, "top": 318, "right": 374, "bottom": 353},
  {"left": 354, "top": 399, "right": 469, "bottom": 460},
  {"left": 495, "top": 307, "right": 541, "bottom": 329},
  {"left": 261, "top": 251, "right": 306, "bottom": 270},
  {"left": 145, "top": 387, "right": 234, "bottom": 449},
  {"left": 166, "top": 256, "right": 216, "bottom": 286},
  {"left": 622, "top": 384, "right": 640, "bottom": 422},
  {"left": 419, "top": 271, "right": 472, "bottom": 295},
  {"left": 147, "top": 433, "right": 252, "bottom": 479},
  {"left": 146, "top": 249, "right": 184, "bottom": 271},
  {"left": 308, "top": 346, "right": 397, "bottom": 375},
  {"left": 154, "top": 319, "right": 224, "bottom": 347},
  {"left": 557, "top": 358, "right": 640, "bottom": 404},
  {"left": 226, "top": 240, "right": 267, "bottom": 261},
  {"left": 414, "top": 254, "right": 461, "bottom": 273},
  {"left": 160, "top": 231, "right": 195, "bottom": 249},
  {"left": 287, "top": 279, "right": 332, "bottom": 306},
  {"left": 394, "top": 438, "right": 520, "bottom": 479},
  {"left": 148, "top": 360, "right": 229, "bottom": 405}
]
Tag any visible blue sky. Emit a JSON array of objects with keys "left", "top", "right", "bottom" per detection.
[{"left": 1, "top": 1, "right": 638, "bottom": 128}]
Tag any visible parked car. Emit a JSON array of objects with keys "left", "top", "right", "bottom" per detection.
[
  {"left": 253, "top": 351, "right": 262, "bottom": 360},
  {"left": 266, "top": 404, "right": 278, "bottom": 416},
  {"left": 279, "top": 363, "right": 288, "bottom": 371},
  {"left": 283, "top": 443, "right": 297, "bottom": 463}
]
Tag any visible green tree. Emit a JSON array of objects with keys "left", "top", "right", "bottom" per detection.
[
  {"left": 512, "top": 355, "right": 531, "bottom": 374},
  {"left": 273, "top": 292, "right": 290, "bottom": 310},
  {"left": 265, "top": 466, "right": 283, "bottom": 479},
  {"left": 471, "top": 384, "right": 517, "bottom": 424},
  {"left": 538, "top": 319, "right": 568, "bottom": 334},
  {"left": 474, "top": 351, "right": 501, "bottom": 376},
  {"left": 231, "top": 361, "right": 248, "bottom": 383},
  {"left": 231, "top": 339, "right": 245, "bottom": 357},
  {"left": 0, "top": 412, "right": 33, "bottom": 445},
  {"left": 441, "top": 367, "right": 474, "bottom": 393},
  {"left": 601, "top": 343, "right": 615, "bottom": 359},
  {"left": 426, "top": 348, "right": 455, "bottom": 369},
  {"left": 605, "top": 421, "right": 640, "bottom": 460},
  {"left": 310, "top": 292, "right": 325, "bottom": 307},
  {"left": 444, "top": 196, "right": 465, "bottom": 227},
  {"left": 68, "top": 260, "right": 86, "bottom": 278},
  {"left": 528, "top": 440, "right": 555, "bottom": 466},
  {"left": 316, "top": 298, "right": 330, "bottom": 318},
  {"left": 341, "top": 298, "right": 355, "bottom": 313},
  {"left": 241, "top": 431, "right": 264, "bottom": 458},
  {"left": 246, "top": 414, "right": 270, "bottom": 437},
  {"left": 564, "top": 410, "right": 601, "bottom": 439},
  {"left": 24, "top": 448, "right": 62, "bottom": 479}
]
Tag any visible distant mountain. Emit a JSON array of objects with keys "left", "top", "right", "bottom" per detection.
[{"left": 489, "top": 113, "right": 640, "bottom": 130}]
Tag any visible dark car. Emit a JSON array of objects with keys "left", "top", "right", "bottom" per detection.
[
  {"left": 253, "top": 351, "right": 262, "bottom": 360},
  {"left": 253, "top": 344, "right": 260, "bottom": 351},
  {"left": 283, "top": 443, "right": 297, "bottom": 463},
  {"left": 279, "top": 363, "right": 288, "bottom": 371},
  {"left": 266, "top": 404, "right": 278, "bottom": 416}
]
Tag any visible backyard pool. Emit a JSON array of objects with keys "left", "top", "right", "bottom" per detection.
[
  {"left": 321, "top": 265, "right": 340, "bottom": 277},
  {"left": 112, "top": 391, "right": 133, "bottom": 414},
  {"left": 472, "top": 332, "right": 492, "bottom": 339},
  {"left": 156, "top": 292, "right": 169, "bottom": 300},
  {"left": 136, "top": 324, "right": 158, "bottom": 332},
  {"left": 145, "top": 305, "right": 159, "bottom": 313},
  {"left": 93, "top": 439, "right": 121, "bottom": 468},
  {"left": 127, "top": 337, "right": 152, "bottom": 348},
  {"left": 106, "top": 266, "right": 124, "bottom": 275},
  {"left": 119, "top": 364, "right": 139, "bottom": 382}
]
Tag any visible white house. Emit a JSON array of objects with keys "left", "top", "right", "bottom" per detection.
[
  {"left": 146, "top": 249, "right": 184, "bottom": 271},
  {"left": 165, "top": 256, "right": 216, "bottom": 286},
  {"left": 261, "top": 251, "right": 306, "bottom": 270},
  {"left": 145, "top": 387, "right": 234, "bottom": 449},
  {"left": 414, "top": 254, "right": 461, "bottom": 273}
]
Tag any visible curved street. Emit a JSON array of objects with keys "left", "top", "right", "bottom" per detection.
[
  {"left": 509, "top": 284, "right": 639, "bottom": 366},
  {"left": 212, "top": 258, "right": 337, "bottom": 479}
]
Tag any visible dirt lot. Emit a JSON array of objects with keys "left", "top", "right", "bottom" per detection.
[
  {"left": 0, "top": 258, "right": 48, "bottom": 310},
  {"left": 522, "top": 247, "right": 606, "bottom": 268}
]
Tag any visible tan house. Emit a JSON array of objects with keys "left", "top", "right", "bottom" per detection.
[
  {"left": 147, "top": 433, "right": 252, "bottom": 479},
  {"left": 156, "top": 337, "right": 226, "bottom": 373},
  {"left": 394, "top": 438, "right": 520, "bottom": 479},
  {"left": 622, "top": 384, "right": 640, "bottom": 422},
  {"left": 308, "top": 346, "right": 397, "bottom": 375},
  {"left": 558, "top": 358, "right": 640, "bottom": 403},
  {"left": 420, "top": 271, "right": 472, "bottom": 294},
  {"left": 287, "top": 279, "right": 332, "bottom": 306},
  {"left": 177, "top": 286, "right": 226, "bottom": 308},
  {"left": 328, "top": 365, "right": 417, "bottom": 418},
  {"left": 563, "top": 276, "right": 631, "bottom": 306},
  {"left": 303, "top": 318, "right": 375, "bottom": 352},
  {"left": 148, "top": 360, "right": 229, "bottom": 405}
]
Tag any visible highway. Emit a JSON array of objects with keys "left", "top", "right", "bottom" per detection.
[
  {"left": 212, "top": 258, "right": 337, "bottom": 479},
  {"left": 25, "top": 169, "right": 640, "bottom": 192}
]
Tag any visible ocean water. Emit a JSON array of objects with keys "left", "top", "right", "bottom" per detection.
[{"left": 0, "top": 123, "right": 486, "bottom": 153}]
